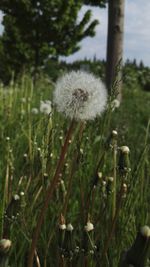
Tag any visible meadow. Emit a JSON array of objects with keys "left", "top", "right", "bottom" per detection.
[{"left": 0, "top": 68, "right": 150, "bottom": 267}]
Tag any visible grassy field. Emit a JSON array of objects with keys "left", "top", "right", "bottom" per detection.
[{"left": 0, "top": 73, "right": 150, "bottom": 266}]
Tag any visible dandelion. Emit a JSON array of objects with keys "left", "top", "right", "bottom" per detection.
[
  {"left": 54, "top": 71, "right": 107, "bottom": 120},
  {"left": 13, "top": 194, "right": 20, "bottom": 201},
  {"left": 40, "top": 100, "right": 52, "bottom": 115},
  {"left": 31, "top": 108, "right": 39, "bottom": 114},
  {"left": 111, "top": 99, "right": 120, "bottom": 111},
  {"left": 21, "top": 97, "right": 26, "bottom": 103},
  {"left": 21, "top": 109, "right": 26, "bottom": 116},
  {"left": 28, "top": 72, "right": 107, "bottom": 266}
]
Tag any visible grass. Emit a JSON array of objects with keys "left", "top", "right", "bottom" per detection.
[{"left": 0, "top": 73, "right": 150, "bottom": 266}]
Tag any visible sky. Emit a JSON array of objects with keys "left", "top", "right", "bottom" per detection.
[{"left": 0, "top": 0, "right": 150, "bottom": 66}]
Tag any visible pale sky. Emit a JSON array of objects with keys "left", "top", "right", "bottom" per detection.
[{"left": 0, "top": 0, "right": 150, "bottom": 66}]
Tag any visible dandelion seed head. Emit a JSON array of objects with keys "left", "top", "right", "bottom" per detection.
[
  {"left": 40, "top": 100, "right": 52, "bottom": 115},
  {"left": 31, "top": 108, "right": 39, "bottom": 114},
  {"left": 13, "top": 194, "right": 20, "bottom": 201},
  {"left": 21, "top": 97, "right": 26, "bottom": 103},
  {"left": 54, "top": 71, "right": 107, "bottom": 121},
  {"left": 111, "top": 99, "right": 120, "bottom": 111}
]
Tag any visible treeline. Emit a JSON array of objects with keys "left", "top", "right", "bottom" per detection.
[{"left": 44, "top": 57, "right": 150, "bottom": 91}]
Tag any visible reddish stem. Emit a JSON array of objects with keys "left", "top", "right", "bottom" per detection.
[{"left": 27, "top": 120, "right": 75, "bottom": 267}]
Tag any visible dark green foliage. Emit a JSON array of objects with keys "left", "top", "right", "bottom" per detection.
[
  {"left": 0, "top": 38, "right": 11, "bottom": 84},
  {"left": 0, "top": 0, "right": 108, "bottom": 83},
  {"left": 62, "top": 58, "right": 106, "bottom": 81},
  {"left": 123, "top": 59, "right": 150, "bottom": 92},
  {"left": 0, "top": 0, "right": 99, "bottom": 82},
  {"left": 84, "top": 0, "right": 107, "bottom": 7},
  {"left": 138, "top": 68, "right": 150, "bottom": 92}
]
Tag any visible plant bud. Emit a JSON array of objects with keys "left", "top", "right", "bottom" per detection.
[
  {"left": 0, "top": 239, "right": 12, "bottom": 254},
  {"left": 112, "top": 130, "right": 118, "bottom": 139},
  {"left": 119, "top": 225, "right": 150, "bottom": 267},
  {"left": 84, "top": 222, "right": 94, "bottom": 232},
  {"left": 106, "top": 177, "right": 114, "bottom": 194},
  {"left": 58, "top": 215, "right": 66, "bottom": 250},
  {"left": 63, "top": 223, "right": 74, "bottom": 259},
  {"left": 120, "top": 146, "right": 130, "bottom": 154},
  {"left": 66, "top": 223, "right": 74, "bottom": 232},
  {"left": 118, "top": 146, "right": 130, "bottom": 176},
  {"left": 83, "top": 220, "right": 95, "bottom": 255}
]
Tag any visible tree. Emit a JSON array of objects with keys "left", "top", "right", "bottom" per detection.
[
  {"left": 0, "top": 0, "right": 99, "bottom": 78},
  {"left": 106, "top": 0, "right": 125, "bottom": 100},
  {"left": 84, "top": 0, "right": 125, "bottom": 100},
  {"left": 84, "top": 0, "right": 107, "bottom": 7}
]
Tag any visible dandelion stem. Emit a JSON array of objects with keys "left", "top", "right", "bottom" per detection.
[
  {"left": 27, "top": 120, "right": 75, "bottom": 267},
  {"left": 84, "top": 256, "right": 88, "bottom": 267},
  {"left": 58, "top": 255, "right": 65, "bottom": 267},
  {"left": 0, "top": 162, "right": 9, "bottom": 238},
  {"left": 63, "top": 123, "right": 84, "bottom": 217},
  {"left": 101, "top": 181, "right": 125, "bottom": 262},
  {"left": 112, "top": 139, "right": 117, "bottom": 219}
]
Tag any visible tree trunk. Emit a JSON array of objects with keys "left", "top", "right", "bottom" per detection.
[{"left": 106, "top": 0, "right": 125, "bottom": 101}]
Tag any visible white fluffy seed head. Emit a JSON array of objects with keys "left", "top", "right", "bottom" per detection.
[
  {"left": 111, "top": 99, "right": 120, "bottom": 111},
  {"left": 13, "top": 194, "right": 20, "bottom": 201},
  {"left": 31, "top": 108, "right": 39, "bottom": 114},
  {"left": 40, "top": 100, "right": 52, "bottom": 115},
  {"left": 54, "top": 71, "right": 108, "bottom": 121}
]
